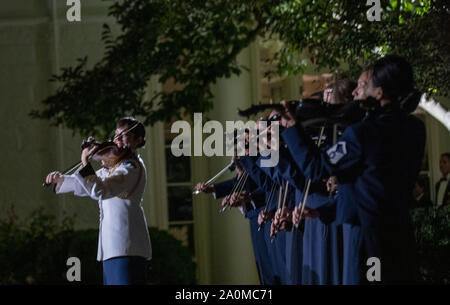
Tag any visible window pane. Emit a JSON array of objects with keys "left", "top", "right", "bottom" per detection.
[
  {"left": 165, "top": 147, "right": 191, "bottom": 183},
  {"left": 168, "top": 186, "right": 193, "bottom": 221}
]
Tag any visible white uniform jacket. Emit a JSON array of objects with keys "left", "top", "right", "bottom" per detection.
[{"left": 56, "top": 155, "right": 152, "bottom": 262}]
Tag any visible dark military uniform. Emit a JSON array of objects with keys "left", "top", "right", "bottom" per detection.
[
  {"left": 281, "top": 107, "right": 425, "bottom": 284},
  {"left": 213, "top": 175, "right": 276, "bottom": 285},
  {"left": 237, "top": 157, "right": 289, "bottom": 285}
]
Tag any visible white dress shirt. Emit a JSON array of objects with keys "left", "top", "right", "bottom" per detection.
[{"left": 56, "top": 155, "right": 152, "bottom": 261}]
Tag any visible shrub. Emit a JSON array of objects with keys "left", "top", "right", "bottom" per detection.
[
  {"left": 0, "top": 207, "right": 196, "bottom": 284},
  {"left": 3, "top": 205, "right": 448, "bottom": 284},
  {"left": 411, "top": 205, "right": 450, "bottom": 284}
]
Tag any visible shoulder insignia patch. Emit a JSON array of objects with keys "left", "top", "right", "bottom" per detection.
[
  {"left": 122, "top": 161, "right": 137, "bottom": 169},
  {"left": 326, "top": 141, "right": 347, "bottom": 165}
]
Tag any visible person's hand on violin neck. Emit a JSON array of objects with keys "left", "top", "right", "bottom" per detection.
[
  {"left": 280, "top": 100, "right": 297, "bottom": 128},
  {"left": 81, "top": 145, "right": 98, "bottom": 166},
  {"left": 259, "top": 124, "right": 281, "bottom": 152},
  {"left": 235, "top": 134, "right": 249, "bottom": 157}
]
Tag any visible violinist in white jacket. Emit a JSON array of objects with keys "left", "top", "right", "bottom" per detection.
[{"left": 46, "top": 117, "right": 151, "bottom": 285}]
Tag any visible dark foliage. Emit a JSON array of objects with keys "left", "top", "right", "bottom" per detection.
[
  {"left": 30, "top": 1, "right": 449, "bottom": 137},
  {"left": 0, "top": 207, "right": 196, "bottom": 284},
  {"left": 411, "top": 205, "right": 450, "bottom": 284}
]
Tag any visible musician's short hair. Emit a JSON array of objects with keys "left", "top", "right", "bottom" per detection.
[{"left": 116, "top": 116, "right": 146, "bottom": 148}]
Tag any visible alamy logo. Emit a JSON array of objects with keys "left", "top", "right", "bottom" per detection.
[
  {"left": 170, "top": 113, "right": 280, "bottom": 167},
  {"left": 66, "top": 0, "right": 81, "bottom": 22},
  {"left": 366, "top": 257, "right": 381, "bottom": 282},
  {"left": 366, "top": 0, "right": 381, "bottom": 22},
  {"left": 66, "top": 257, "right": 81, "bottom": 282}
]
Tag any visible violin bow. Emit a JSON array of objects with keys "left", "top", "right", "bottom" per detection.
[
  {"left": 258, "top": 183, "right": 277, "bottom": 231},
  {"left": 295, "top": 126, "right": 326, "bottom": 227},
  {"left": 271, "top": 180, "right": 289, "bottom": 241}
]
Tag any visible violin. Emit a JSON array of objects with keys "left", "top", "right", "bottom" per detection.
[
  {"left": 237, "top": 99, "right": 334, "bottom": 119},
  {"left": 81, "top": 138, "right": 132, "bottom": 166},
  {"left": 43, "top": 138, "right": 133, "bottom": 187},
  {"left": 238, "top": 98, "right": 368, "bottom": 128}
]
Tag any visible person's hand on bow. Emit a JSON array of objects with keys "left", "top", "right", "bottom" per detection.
[
  {"left": 278, "top": 208, "right": 294, "bottom": 232},
  {"left": 292, "top": 205, "right": 320, "bottom": 225},
  {"left": 81, "top": 136, "right": 99, "bottom": 166},
  {"left": 45, "top": 171, "right": 64, "bottom": 186},
  {"left": 280, "top": 100, "right": 297, "bottom": 128},
  {"left": 194, "top": 182, "right": 214, "bottom": 194},
  {"left": 258, "top": 209, "right": 274, "bottom": 226}
]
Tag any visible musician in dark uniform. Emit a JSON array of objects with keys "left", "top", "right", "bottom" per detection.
[
  {"left": 281, "top": 55, "right": 426, "bottom": 284},
  {"left": 194, "top": 163, "right": 277, "bottom": 285},
  {"left": 236, "top": 155, "right": 289, "bottom": 285},
  {"left": 238, "top": 109, "right": 343, "bottom": 285},
  {"left": 239, "top": 150, "right": 303, "bottom": 285},
  {"left": 249, "top": 115, "right": 340, "bottom": 285}
]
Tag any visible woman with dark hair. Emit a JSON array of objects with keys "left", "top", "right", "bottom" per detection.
[
  {"left": 281, "top": 55, "right": 426, "bottom": 284},
  {"left": 46, "top": 117, "right": 152, "bottom": 285},
  {"left": 369, "top": 55, "right": 421, "bottom": 113}
]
